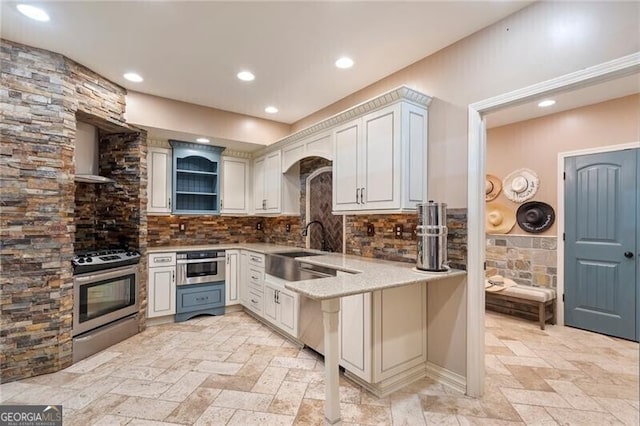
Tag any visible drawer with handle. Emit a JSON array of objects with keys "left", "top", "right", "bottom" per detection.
[
  {"left": 149, "top": 252, "right": 176, "bottom": 267},
  {"left": 247, "top": 252, "right": 265, "bottom": 268},
  {"left": 246, "top": 289, "right": 263, "bottom": 314},
  {"left": 248, "top": 267, "right": 264, "bottom": 286},
  {"left": 176, "top": 282, "right": 224, "bottom": 314}
]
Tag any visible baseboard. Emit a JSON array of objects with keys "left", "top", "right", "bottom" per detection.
[
  {"left": 426, "top": 362, "right": 466, "bottom": 394},
  {"left": 242, "top": 307, "right": 304, "bottom": 348},
  {"left": 345, "top": 364, "right": 426, "bottom": 398},
  {"left": 225, "top": 304, "right": 244, "bottom": 313},
  {"left": 146, "top": 315, "right": 175, "bottom": 327}
]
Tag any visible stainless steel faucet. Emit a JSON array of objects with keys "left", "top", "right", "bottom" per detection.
[{"left": 301, "top": 220, "right": 330, "bottom": 252}]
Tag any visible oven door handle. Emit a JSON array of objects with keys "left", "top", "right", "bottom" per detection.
[
  {"left": 74, "top": 265, "right": 138, "bottom": 283},
  {"left": 177, "top": 258, "right": 226, "bottom": 265}
]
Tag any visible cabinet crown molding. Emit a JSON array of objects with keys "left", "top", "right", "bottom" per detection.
[
  {"left": 148, "top": 138, "right": 170, "bottom": 148},
  {"left": 169, "top": 140, "right": 225, "bottom": 153},
  {"left": 268, "top": 86, "right": 432, "bottom": 151},
  {"left": 222, "top": 150, "right": 252, "bottom": 159}
]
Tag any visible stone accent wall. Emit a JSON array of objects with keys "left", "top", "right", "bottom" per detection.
[
  {"left": 74, "top": 182, "right": 99, "bottom": 251},
  {"left": 486, "top": 235, "right": 557, "bottom": 288},
  {"left": 95, "top": 131, "right": 147, "bottom": 250},
  {"left": 344, "top": 209, "right": 467, "bottom": 270},
  {"left": 0, "top": 39, "right": 143, "bottom": 382}
]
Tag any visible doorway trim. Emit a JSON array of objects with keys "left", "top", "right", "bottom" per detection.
[
  {"left": 305, "top": 166, "right": 333, "bottom": 249},
  {"left": 466, "top": 52, "right": 640, "bottom": 397},
  {"left": 556, "top": 142, "right": 640, "bottom": 327}
]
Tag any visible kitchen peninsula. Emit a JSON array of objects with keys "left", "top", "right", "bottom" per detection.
[{"left": 147, "top": 244, "right": 466, "bottom": 424}]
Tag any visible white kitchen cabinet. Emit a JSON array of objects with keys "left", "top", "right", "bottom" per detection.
[
  {"left": 332, "top": 102, "right": 428, "bottom": 213},
  {"left": 263, "top": 283, "right": 278, "bottom": 324},
  {"left": 221, "top": 156, "right": 250, "bottom": 215},
  {"left": 263, "top": 280, "right": 299, "bottom": 338},
  {"left": 242, "top": 251, "right": 265, "bottom": 315},
  {"left": 337, "top": 282, "right": 427, "bottom": 396},
  {"left": 339, "top": 292, "right": 372, "bottom": 381},
  {"left": 253, "top": 150, "right": 282, "bottom": 213},
  {"left": 147, "top": 147, "right": 172, "bottom": 214},
  {"left": 239, "top": 251, "right": 249, "bottom": 305},
  {"left": 372, "top": 282, "right": 426, "bottom": 383},
  {"left": 148, "top": 252, "right": 176, "bottom": 318},
  {"left": 225, "top": 249, "right": 240, "bottom": 306}
]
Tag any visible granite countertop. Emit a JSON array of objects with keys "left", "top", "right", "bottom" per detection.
[
  {"left": 146, "top": 244, "right": 466, "bottom": 299},
  {"left": 281, "top": 253, "right": 465, "bottom": 300},
  {"left": 147, "top": 243, "right": 308, "bottom": 254}
]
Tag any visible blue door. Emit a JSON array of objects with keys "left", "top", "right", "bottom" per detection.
[{"left": 564, "top": 148, "right": 638, "bottom": 341}]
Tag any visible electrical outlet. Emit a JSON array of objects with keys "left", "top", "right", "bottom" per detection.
[
  {"left": 285, "top": 223, "right": 291, "bottom": 232},
  {"left": 366, "top": 224, "right": 375, "bottom": 236},
  {"left": 179, "top": 222, "right": 186, "bottom": 232},
  {"left": 394, "top": 224, "right": 403, "bottom": 238},
  {"left": 256, "top": 221, "right": 263, "bottom": 231}
]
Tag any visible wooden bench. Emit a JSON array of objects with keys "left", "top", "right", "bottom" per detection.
[{"left": 486, "top": 285, "right": 557, "bottom": 330}]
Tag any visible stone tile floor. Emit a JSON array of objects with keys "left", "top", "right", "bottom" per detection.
[{"left": 1, "top": 311, "right": 638, "bottom": 425}]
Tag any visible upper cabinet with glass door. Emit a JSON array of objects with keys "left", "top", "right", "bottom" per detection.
[{"left": 170, "top": 140, "right": 224, "bottom": 215}]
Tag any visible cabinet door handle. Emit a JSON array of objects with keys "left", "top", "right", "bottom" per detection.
[
  {"left": 168, "top": 197, "right": 171, "bottom": 209},
  {"left": 172, "top": 270, "right": 175, "bottom": 282},
  {"left": 360, "top": 187, "right": 365, "bottom": 204},
  {"left": 251, "top": 299, "right": 258, "bottom": 304},
  {"left": 251, "top": 275, "right": 259, "bottom": 280},
  {"left": 356, "top": 188, "right": 360, "bottom": 204},
  {"left": 227, "top": 254, "right": 230, "bottom": 265}
]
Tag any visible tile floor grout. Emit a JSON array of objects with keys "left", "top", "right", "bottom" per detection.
[{"left": 0, "top": 311, "right": 637, "bottom": 425}]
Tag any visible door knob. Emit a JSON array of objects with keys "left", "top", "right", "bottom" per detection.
[{"left": 624, "top": 251, "right": 634, "bottom": 259}]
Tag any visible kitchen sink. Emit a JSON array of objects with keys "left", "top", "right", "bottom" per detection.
[
  {"left": 273, "top": 250, "right": 324, "bottom": 258},
  {"left": 266, "top": 252, "right": 336, "bottom": 282}
]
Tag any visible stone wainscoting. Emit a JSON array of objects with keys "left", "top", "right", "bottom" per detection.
[
  {"left": 0, "top": 39, "right": 146, "bottom": 383},
  {"left": 486, "top": 234, "right": 557, "bottom": 288}
]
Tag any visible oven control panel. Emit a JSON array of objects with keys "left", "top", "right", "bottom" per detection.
[{"left": 73, "top": 249, "right": 141, "bottom": 274}]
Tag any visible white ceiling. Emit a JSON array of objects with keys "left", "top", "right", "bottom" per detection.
[
  {"left": 486, "top": 72, "right": 640, "bottom": 128},
  {"left": 1, "top": 1, "right": 530, "bottom": 124}
]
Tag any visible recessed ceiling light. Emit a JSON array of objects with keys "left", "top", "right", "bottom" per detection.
[
  {"left": 237, "top": 71, "right": 255, "bottom": 82},
  {"left": 537, "top": 99, "right": 556, "bottom": 108},
  {"left": 335, "top": 57, "right": 354, "bottom": 69},
  {"left": 196, "top": 137, "right": 210, "bottom": 143},
  {"left": 265, "top": 106, "right": 278, "bottom": 114},
  {"left": 123, "top": 72, "right": 143, "bottom": 83},
  {"left": 17, "top": 4, "right": 50, "bottom": 22}
]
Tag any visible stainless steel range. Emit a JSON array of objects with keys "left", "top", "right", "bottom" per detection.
[{"left": 72, "top": 248, "right": 141, "bottom": 362}]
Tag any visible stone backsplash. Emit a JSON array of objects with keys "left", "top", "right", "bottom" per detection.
[
  {"left": 74, "top": 182, "right": 99, "bottom": 251},
  {"left": 486, "top": 235, "right": 557, "bottom": 288},
  {"left": 147, "top": 215, "right": 266, "bottom": 247},
  {"left": 344, "top": 209, "right": 467, "bottom": 270}
]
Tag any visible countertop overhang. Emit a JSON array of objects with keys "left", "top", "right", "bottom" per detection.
[{"left": 147, "top": 244, "right": 466, "bottom": 299}]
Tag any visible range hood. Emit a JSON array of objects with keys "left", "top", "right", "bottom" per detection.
[{"left": 75, "top": 121, "right": 114, "bottom": 184}]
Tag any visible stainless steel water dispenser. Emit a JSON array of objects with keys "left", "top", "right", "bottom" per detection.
[{"left": 416, "top": 201, "right": 449, "bottom": 272}]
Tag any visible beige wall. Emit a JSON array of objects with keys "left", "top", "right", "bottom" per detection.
[
  {"left": 486, "top": 94, "right": 640, "bottom": 236},
  {"left": 290, "top": 1, "right": 640, "bottom": 208},
  {"left": 125, "top": 91, "right": 291, "bottom": 145}
]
